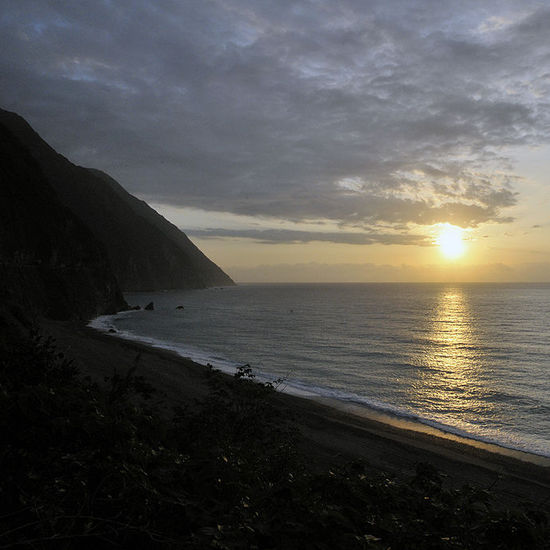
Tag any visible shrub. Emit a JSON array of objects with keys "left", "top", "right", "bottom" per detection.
[{"left": 0, "top": 331, "right": 548, "bottom": 549}]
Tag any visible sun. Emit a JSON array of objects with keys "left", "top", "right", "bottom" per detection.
[{"left": 437, "top": 224, "right": 466, "bottom": 259}]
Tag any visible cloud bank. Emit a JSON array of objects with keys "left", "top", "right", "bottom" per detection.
[{"left": 2, "top": 0, "right": 549, "bottom": 233}]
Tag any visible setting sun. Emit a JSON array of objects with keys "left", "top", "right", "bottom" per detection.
[{"left": 437, "top": 224, "right": 465, "bottom": 259}]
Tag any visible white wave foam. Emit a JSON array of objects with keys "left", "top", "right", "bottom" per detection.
[
  {"left": 88, "top": 310, "right": 137, "bottom": 331},
  {"left": 279, "top": 380, "right": 550, "bottom": 457},
  {"left": 88, "top": 312, "right": 240, "bottom": 374},
  {"left": 286, "top": 384, "right": 550, "bottom": 458}
]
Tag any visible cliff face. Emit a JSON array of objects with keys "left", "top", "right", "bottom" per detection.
[
  {"left": 0, "top": 109, "right": 234, "bottom": 291},
  {"left": 0, "top": 122, "right": 126, "bottom": 320}
]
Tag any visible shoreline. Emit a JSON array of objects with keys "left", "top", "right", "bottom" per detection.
[
  {"left": 41, "top": 318, "right": 550, "bottom": 507},
  {"left": 90, "top": 312, "right": 550, "bottom": 466}
]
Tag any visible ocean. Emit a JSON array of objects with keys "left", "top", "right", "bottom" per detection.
[{"left": 90, "top": 283, "right": 550, "bottom": 458}]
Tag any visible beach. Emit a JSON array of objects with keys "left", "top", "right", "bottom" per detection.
[{"left": 41, "top": 318, "right": 550, "bottom": 509}]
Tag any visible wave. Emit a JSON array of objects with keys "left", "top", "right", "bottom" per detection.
[
  {"left": 279, "top": 380, "right": 550, "bottom": 459},
  {"left": 89, "top": 312, "right": 240, "bottom": 373}
]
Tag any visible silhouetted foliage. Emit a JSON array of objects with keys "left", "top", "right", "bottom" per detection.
[{"left": 0, "top": 332, "right": 548, "bottom": 548}]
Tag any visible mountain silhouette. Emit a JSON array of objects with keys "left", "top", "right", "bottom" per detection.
[
  {"left": 0, "top": 120, "right": 126, "bottom": 320},
  {"left": 0, "top": 108, "right": 234, "bottom": 293}
]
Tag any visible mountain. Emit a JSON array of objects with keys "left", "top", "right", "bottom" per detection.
[
  {"left": 0, "top": 109, "right": 234, "bottom": 291},
  {"left": 0, "top": 121, "right": 126, "bottom": 320}
]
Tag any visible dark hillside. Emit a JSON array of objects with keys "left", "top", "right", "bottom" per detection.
[
  {"left": 89, "top": 168, "right": 234, "bottom": 289},
  {"left": 0, "top": 122, "right": 126, "bottom": 320},
  {"left": 0, "top": 109, "right": 234, "bottom": 291}
]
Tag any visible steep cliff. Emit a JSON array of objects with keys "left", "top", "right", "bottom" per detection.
[
  {"left": 0, "top": 109, "right": 234, "bottom": 291},
  {"left": 0, "top": 122, "right": 126, "bottom": 320}
]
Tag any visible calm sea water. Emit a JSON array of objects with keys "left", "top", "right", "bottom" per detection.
[{"left": 91, "top": 283, "right": 550, "bottom": 457}]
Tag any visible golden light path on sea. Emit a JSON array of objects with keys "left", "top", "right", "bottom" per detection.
[{"left": 411, "top": 287, "right": 488, "bottom": 418}]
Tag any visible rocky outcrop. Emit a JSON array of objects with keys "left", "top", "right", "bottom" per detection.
[
  {"left": 0, "top": 109, "right": 234, "bottom": 291},
  {"left": 0, "top": 121, "right": 127, "bottom": 320}
]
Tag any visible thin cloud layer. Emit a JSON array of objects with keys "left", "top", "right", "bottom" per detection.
[
  {"left": 187, "top": 228, "right": 431, "bottom": 246},
  {"left": 2, "top": 0, "right": 549, "bottom": 232}
]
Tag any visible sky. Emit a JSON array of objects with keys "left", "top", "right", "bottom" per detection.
[{"left": 1, "top": 0, "right": 550, "bottom": 282}]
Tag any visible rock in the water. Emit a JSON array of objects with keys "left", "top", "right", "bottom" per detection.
[
  {"left": 176, "top": 305, "right": 184, "bottom": 310},
  {"left": 144, "top": 301, "right": 154, "bottom": 311}
]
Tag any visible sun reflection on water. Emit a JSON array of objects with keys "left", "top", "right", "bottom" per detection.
[{"left": 412, "top": 287, "right": 487, "bottom": 417}]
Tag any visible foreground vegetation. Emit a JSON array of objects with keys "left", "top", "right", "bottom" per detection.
[{"left": 1, "top": 331, "right": 548, "bottom": 549}]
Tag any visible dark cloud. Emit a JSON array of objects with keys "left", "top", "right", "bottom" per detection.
[{"left": 1, "top": 0, "right": 548, "bottom": 231}]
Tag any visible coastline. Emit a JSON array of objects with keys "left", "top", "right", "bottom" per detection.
[
  {"left": 41, "top": 318, "right": 550, "bottom": 508},
  {"left": 89, "top": 309, "right": 550, "bottom": 464}
]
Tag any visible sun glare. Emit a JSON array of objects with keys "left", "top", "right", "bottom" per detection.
[{"left": 437, "top": 225, "right": 465, "bottom": 259}]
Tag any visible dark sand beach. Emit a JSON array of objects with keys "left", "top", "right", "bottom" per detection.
[{"left": 41, "top": 319, "right": 550, "bottom": 510}]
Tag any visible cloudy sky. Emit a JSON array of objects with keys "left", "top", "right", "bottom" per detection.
[{"left": 2, "top": 0, "right": 550, "bottom": 281}]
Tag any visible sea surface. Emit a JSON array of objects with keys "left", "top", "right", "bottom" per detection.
[{"left": 90, "top": 283, "right": 550, "bottom": 457}]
